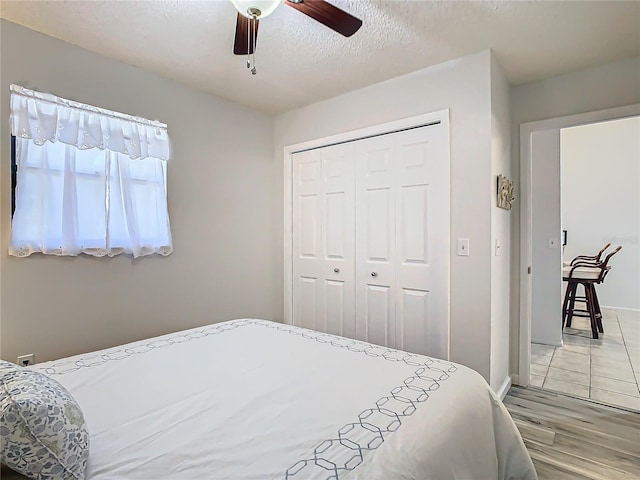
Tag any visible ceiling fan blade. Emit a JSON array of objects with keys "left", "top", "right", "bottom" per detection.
[
  {"left": 233, "top": 13, "right": 259, "bottom": 55},
  {"left": 286, "top": 0, "right": 362, "bottom": 37}
]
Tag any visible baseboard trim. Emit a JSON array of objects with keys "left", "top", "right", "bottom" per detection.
[
  {"left": 601, "top": 305, "right": 640, "bottom": 313},
  {"left": 510, "top": 374, "right": 521, "bottom": 386},
  {"left": 496, "top": 376, "right": 513, "bottom": 400}
]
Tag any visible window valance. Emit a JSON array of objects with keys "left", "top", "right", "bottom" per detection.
[{"left": 10, "top": 84, "right": 170, "bottom": 161}]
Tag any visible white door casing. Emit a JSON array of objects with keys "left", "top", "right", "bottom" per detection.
[{"left": 517, "top": 104, "right": 640, "bottom": 386}]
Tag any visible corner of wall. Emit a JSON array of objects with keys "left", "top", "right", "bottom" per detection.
[
  {"left": 489, "top": 52, "right": 512, "bottom": 391},
  {"left": 495, "top": 375, "right": 513, "bottom": 400}
]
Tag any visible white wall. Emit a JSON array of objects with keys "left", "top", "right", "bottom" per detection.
[
  {"left": 0, "top": 21, "right": 277, "bottom": 363},
  {"left": 490, "top": 56, "right": 512, "bottom": 390},
  {"left": 274, "top": 51, "right": 502, "bottom": 385},
  {"left": 510, "top": 57, "right": 640, "bottom": 375},
  {"left": 561, "top": 116, "right": 640, "bottom": 310}
]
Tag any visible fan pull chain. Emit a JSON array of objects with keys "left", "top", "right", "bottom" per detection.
[
  {"left": 246, "top": 14, "right": 258, "bottom": 75},
  {"left": 246, "top": 15, "right": 251, "bottom": 70},
  {"left": 251, "top": 19, "right": 257, "bottom": 76}
]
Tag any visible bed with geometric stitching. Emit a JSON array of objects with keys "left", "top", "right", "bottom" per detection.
[{"left": 25, "top": 319, "right": 537, "bottom": 479}]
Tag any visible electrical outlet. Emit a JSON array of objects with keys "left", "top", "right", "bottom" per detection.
[{"left": 17, "top": 354, "right": 35, "bottom": 367}]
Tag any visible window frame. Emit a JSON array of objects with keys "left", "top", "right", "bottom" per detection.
[{"left": 11, "top": 134, "right": 17, "bottom": 218}]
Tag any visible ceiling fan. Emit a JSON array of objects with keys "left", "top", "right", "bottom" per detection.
[{"left": 230, "top": 0, "right": 362, "bottom": 74}]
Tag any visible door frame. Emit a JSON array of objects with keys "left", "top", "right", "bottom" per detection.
[
  {"left": 518, "top": 103, "right": 640, "bottom": 385},
  {"left": 283, "top": 109, "right": 451, "bottom": 325}
]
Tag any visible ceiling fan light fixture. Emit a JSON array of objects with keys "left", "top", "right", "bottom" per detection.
[
  {"left": 231, "top": 0, "right": 284, "bottom": 18},
  {"left": 231, "top": 0, "right": 363, "bottom": 76}
]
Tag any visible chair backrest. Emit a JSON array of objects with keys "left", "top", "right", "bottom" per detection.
[
  {"left": 598, "top": 245, "right": 622, "bottom": 282},
  {"left": 596, "top": 243, "right": 612, "bottom": 259},
  {"left": 570, "top": 243, "right": 611, "bottom": 265},
  {"left": 566, "top": 245, "right": 622, "bottom": 282}
]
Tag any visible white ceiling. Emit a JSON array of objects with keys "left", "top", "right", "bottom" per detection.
[{"left": 1, "top": 0, "right": 639, "bottom": 114}]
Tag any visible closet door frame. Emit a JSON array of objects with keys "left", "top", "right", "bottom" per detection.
[{"left": 284, "top": 109, "right": 451, "bottom": 327}]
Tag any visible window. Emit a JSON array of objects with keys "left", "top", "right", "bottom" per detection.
[{"left": 9, "top": 85, "right": 173, "bottom": 258}]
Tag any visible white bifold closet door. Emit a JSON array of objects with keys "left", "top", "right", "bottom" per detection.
[
  {"left": 292, "top": 123, "right": 449, "bottom": 359},
  {"left": 292, "top": 142, "right": 356, "bottom": 338}
]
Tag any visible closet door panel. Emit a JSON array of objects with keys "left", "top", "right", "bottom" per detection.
[
  {"left": 299, "top": 195, "right": 319, "bottom": 258},
  {"left": 365, "top": 285, "right": 393, "bottom": 348},
  {"left": 355, "top": 136, "right": 396, "bottom": 344},
  {"left": 325, "top": 279, "right": 346, "bottom": 335},
  {"left": 398, "top": 288, "right": 430, "bottom": 355},
  {"left": 299, "top": 277, "right": 319, "bottom": 331},
  {"left": 322, "top": 143, "right": 356, "bottom": 337},
  {"left": 325, "top": 193, "right": 346, "bottom": 257},
  {"left": 394, "top": 125, "right": 449, "bottom": 358},
  {"left": 399, "top": 185, "right": 429, "bottom": 266},
  {"left": 365, "top": 188, "right": 393, "bottom": 262},
  {"left": 293, "top": 150, "right": 323, "bottom": 331}
]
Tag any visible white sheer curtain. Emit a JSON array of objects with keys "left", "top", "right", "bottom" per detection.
[{"left": 9, "top": 85, "right": 173, "bottom": 258}]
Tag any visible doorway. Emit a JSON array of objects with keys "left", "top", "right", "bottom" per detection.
[{"left": 519, "top": 104, "right": 640, "bottom": 411}]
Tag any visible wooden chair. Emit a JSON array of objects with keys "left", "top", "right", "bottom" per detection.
[
  {"left": 562, "top": 246, "right": 621, "bottom": 339},
  {"left": 562, "top": 243, "right": 611, "bottom": 310}
]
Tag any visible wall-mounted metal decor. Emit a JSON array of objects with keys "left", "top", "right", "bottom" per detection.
[{"left": 497, "top": 174, "right": 515, "bottom": 210}]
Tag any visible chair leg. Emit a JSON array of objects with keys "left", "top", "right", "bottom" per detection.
[
  {"left": 585, "top": 282, "right": 599, "bottom": 339},
  {"left": 592, "top": 284, "right": 604, "bottom": 333},
  {"left": 566, "top": 282, "right": 577, "bottom": 328}
]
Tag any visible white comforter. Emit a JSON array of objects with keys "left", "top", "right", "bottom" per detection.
[{"left": 33, "top": 319, "right": 537, "bottom": 479}]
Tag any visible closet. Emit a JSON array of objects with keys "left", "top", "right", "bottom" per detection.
[{"left": 292, "top": 122, "right": 449, "bottom": 359}]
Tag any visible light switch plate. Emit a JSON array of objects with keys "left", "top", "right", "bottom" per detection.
[{"left": 457, "top": 238, "right": 470, "bottom": 256}]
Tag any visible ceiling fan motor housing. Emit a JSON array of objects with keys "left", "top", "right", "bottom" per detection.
[{"left": 231, "top": 0, "right": 283, "bottom": 18}]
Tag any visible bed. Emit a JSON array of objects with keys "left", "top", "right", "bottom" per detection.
[{"left": 2, "top": 319, "right": 537, "bottom": 479}]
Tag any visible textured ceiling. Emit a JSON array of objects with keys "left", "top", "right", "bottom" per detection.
[{"left": 1, "top": 0, "right": 639, "bottom": 114}]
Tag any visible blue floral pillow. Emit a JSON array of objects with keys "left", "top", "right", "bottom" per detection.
[{"left": 0, "top": 360, "right": 89, "bottom": 480}]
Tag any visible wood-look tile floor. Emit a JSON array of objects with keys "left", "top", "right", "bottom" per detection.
[{"left": 505, "top": 386, "right": 640, "bottom": 480}]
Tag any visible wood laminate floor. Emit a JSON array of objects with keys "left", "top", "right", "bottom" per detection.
[{"left": 505, "top": 386, "right": 640, "bottom": 480}]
